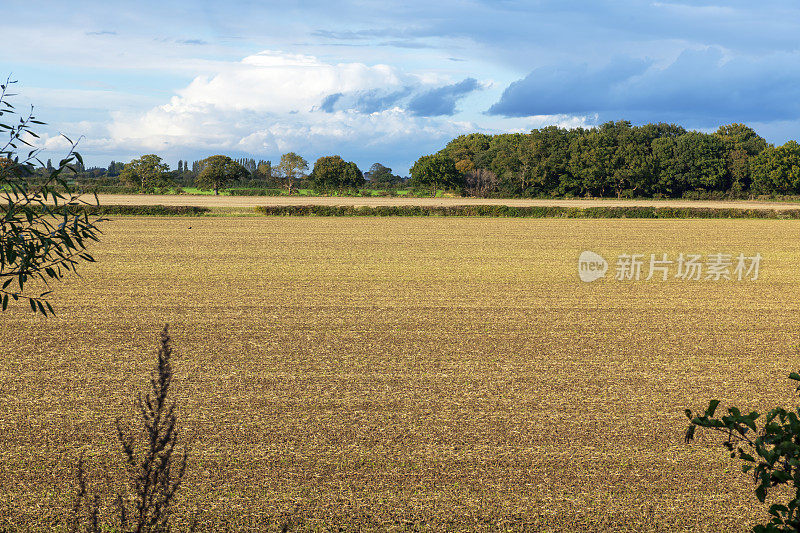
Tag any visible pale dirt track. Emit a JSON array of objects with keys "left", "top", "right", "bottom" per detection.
[{"left": 80, "top": 194, "right": 800, "bottom": 210}]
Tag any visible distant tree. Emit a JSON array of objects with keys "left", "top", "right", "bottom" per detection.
[
  {"left": 410, "top": 153, "right": 462, "bottom": 196},
  {"left": 241, "top": 157, "right": 257, "bottom": 175},
  {"left": 311, "top": 155, "right": 364, "bottom": 191},
  {"left": 715, "top": 124, "right": 769, "bottom": 193},
  {"left": 441, "top": 133, "right": 492, "bottom": 175},
  {"left": 276, "top": 152, "right": 308, "bottom": 194},
  {"left": 195, "top": 155, "right": 248, "bottom": 195},
  {"left": 524, "top": 126, "right": 577, "bottom": 196},
  {"left": 119, "top": 154, "right": 170, "bottom": 191},
  {"left": 364, "top": 163, "right": 401, "bottom": 186},
  {"left": 255, "top": 160, "right": 272, "bottom": 181},
  {"left": 651, "top": 132, "right": 727, "bottom": 197},
  {"left": 751, "top": 141, "right": 800, "bottom": 195}
]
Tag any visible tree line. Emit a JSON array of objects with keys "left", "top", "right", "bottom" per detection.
[
  {"left": 25, "top": 120, "right": 800, "bottom": 198},
  {"left": 413, "top": 121, "right": 800, "bottom": 198},
  {"left": 32, "top": 152, "right": 407, "bottom": 195}
]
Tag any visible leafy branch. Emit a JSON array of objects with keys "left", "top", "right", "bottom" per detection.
[
  {"left": 0, "top": 76, "right": 105, "bottom": 315},
  {"left": 686, "top": 372, "right": 800, "bottom": 532}
]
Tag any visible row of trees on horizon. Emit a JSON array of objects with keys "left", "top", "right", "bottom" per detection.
[{"left": 27, "top": 121, "right": 800, "bottom": 197}]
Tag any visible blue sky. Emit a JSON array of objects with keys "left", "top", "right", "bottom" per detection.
[{"left": 4, "top": 0, "right": 800, "bottom": 175}]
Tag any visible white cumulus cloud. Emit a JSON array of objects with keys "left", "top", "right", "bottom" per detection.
[{"left": 102, "top": 50, "right": 483, "bottom": 170}]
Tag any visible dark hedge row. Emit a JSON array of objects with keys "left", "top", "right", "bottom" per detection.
[
  {"left": 254, "top": 204, "right": 800, "bottom": 219},
  {"left": 29, "top": 204, "right": 213, "bottom": 216}
]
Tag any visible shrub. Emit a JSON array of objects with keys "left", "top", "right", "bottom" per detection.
[
  {"left": 252, "top": 205, "right": 800, "bottom": 219},
  {"left": 71, "top": 325, "right": 190, "bottom": 533},
  {"left": 686, "top": 371, "right": 800, "bottom": 532}
]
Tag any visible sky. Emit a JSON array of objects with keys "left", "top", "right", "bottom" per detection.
[{"left": 4, "top": 0, "right": 800, "bottom": 175}]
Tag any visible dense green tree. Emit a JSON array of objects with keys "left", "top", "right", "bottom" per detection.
[
  {"left": 311, "top": 155, "right": 364, "bottom": 190},
  {"left": 751, "top": 141, "right": 800, "bottom": 195},
  {"left": 524, "top": 126, "right": 578, "bottom": 196},
  {"left": 276, "top": 152, "right": 308, "bottom": 194},
  {"left": 119, "top": 155, "right": 170, "bottom": 190},
  {"left": 441, "top": 133, "right": 492, "bottom": 174},
  {"left": 715, "top": 124, "right": 769, "bottom": 193},
  {"left": 195, "top": 155, "right": 248, "bottom": 195},
  {"left": 409, "top": 153, "right": 462, "bottom": 196},
  {"left": 364, "top": 163, "right": 401, "bottom": 185},
  {"left": 255, "top": 160, "right": 272, "bottom": 181},
  {"left": 651, "top": 132, "right": 727, "bottom": 196},
  {"left": 566, "top": 121, "right": 654, "bottom": 198}
]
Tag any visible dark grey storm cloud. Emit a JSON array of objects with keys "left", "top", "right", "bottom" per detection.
[
  {"left": 407, "top": 78, "right": 480, "bottom": 117},
  {"left": 318, "top": 80, "right": 479, "bottom": 117},
  {"left": 319, "top": 88, "right": 411, "bottom": 114},
  {"left": 489, "top": 48, "right": 800, "bottom": 126},
  {"left": 354, "top": 88, "right": 412, "bottom": 113},
  {"left": 320, "top": 93, "right": 343, "bottom": 113}
]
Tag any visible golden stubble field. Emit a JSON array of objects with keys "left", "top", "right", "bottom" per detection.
[{"left": 1, "top": 216, "right": 799, "bottom": 531}]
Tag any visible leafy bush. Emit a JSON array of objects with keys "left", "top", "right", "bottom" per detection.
[
  {"left": 253, "top": 205, "right": 800, "bottom": 219},
  {"left": 41, "top": 205, "right": 211, "bottom": 216},
  {"left": 686, "top": 371, "right": 800, "bottom": 532}
]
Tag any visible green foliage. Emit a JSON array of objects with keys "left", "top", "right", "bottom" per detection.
[
  {"left": 276, "top": 152, "right": 308, "bottom": 195},
  {"left": 652, "top": 132, "right": 728, "bottom": 196},
  {"left": 409, "top": 153, "right": 462, "bottom": 196},
  {"left": 441, "top": 133, "right": 492, "bottom": 174},
  {"left": 120, "top": 154, "right": 170, "bottom": 191},
  {"left": 253, "top": 204, "right": 800, "bottom": 219},
  {"left": 254, "top": 160, "right": 272, "bottom": 181},
  {"left": 413, "top": 120, "right": 778, "bottom": 198},
  {"left": 364, "top": 163, "right": 402, "bottom": 185},
  {"left": 0, "top": 77, "right": 105, "bottom": 316},
  {"left": 60, "top": 204, "right": 211, "bottom": 216},
  {"left": 751, "top": 141, "right": 800, "bottom": 195},
  {"left": 311, "top": 155, "right": 365, "bottom": 190},
  {"left": 686, "top": 372, "right": 800, "bottom": 532},
  {"left": 195, "top": 154, "right": 248, "bottom": 195},
  {"left": 715, "top": 124, "right": 770, "bottom": 193}
]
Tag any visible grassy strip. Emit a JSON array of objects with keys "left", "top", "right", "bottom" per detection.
[{"left": 254, "top": 205, "right": 800, "bottom": 219}]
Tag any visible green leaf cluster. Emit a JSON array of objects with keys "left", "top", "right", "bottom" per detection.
[
  {"left": 0, "top": 77, "right": 104, "bottom": 316},
  {"left": 686, "top": 373, "right": 800, "bottom": 532}
]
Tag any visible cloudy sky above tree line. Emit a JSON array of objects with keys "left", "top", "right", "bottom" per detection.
[{"left": 5, "top": 0, "right": 800, "bottom": 174}]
